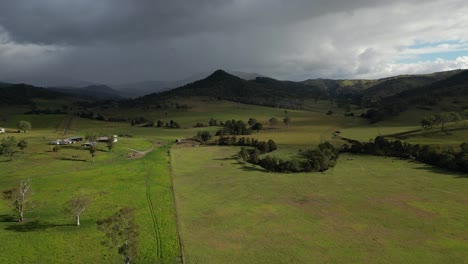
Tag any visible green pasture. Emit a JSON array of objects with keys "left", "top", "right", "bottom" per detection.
[
  {"left": 172, "top": 146, "right": 468, "bottom": 264},
  {"left": 0, "top": 117, "right": 180, "bottom": 263},
  {"left": 0, "top": 98, "right": 467, "bottom": 263}
]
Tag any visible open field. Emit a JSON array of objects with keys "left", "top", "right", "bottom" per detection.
[
  {"left": 172, "top": 146, "right": 468, "bottom": 264},
  {"left": 1, "top": 98, "right": 467, "bottom": 263},
  {"left": 0, "top": 116, "right": 180, "bottom": 263}
]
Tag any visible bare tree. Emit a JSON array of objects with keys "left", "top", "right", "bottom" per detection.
[
  {"left": 64, "top": 195, "right": 90, "bottom": 226},
  {"left": 107, "top": 137, "right": 115, "bottom": 152},
  {"left": 9, "top": 178, "right": 32, "bottom": 222},
  {"left": 283, "top": 116, "right": 291, "bottom": 128},
  {"left": 89, "top": 144, "right": 97, "bottom": 162},
  {"left": 97, "top": 207, "right": 139, "bottom": 264}
]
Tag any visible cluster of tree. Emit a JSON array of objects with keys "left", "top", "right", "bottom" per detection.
[
  {"left": 196, "top": 131, "right": 212, "bottom": 144},
  {"left": 360, "top": 100, "right": 410, "bottom": 123},
  {"left": 216, "top": 118, "right": 265, "bottom": 135},
  {"left": 209, "top": 118, "right": 218, "bottom": 126},
  {"left": 219, "top": 136, "right": 277, "bottom": 153},
  {"left": 155, "top": 120, "right": 181, "bottom": 129},
  {"left": 216, "top": 119, "right": 252, "bottom": 135},
  {"left": 194, "top": 122, "right": 206, "bottom": 128},
  {"left": 17, "top": 120, "right": 32, "bottom": 133},
  {"left": 421, "top": 112, "right": 462, "bottom": 132},
  {"left": 343, "top": 136, "right": 468, "bottom": 173},
  {"left": 76, "top": 111, "right": 127, "bottom": 122},
  {"left": 122, "top": 97, "right": 190, "bottom": 111},
  {"left": 71, "top": 101, "right": 120, "bottom": 112},
  {"left": 0, "top": 137, "right": 28, "bottom": 161},
  {"left": 239, "top": 142, "right": 339, "bottom": 173},
  {"left": 130, "top": 116, "right": 151, "bottom": 126},
  {"left": 194, "top": 118, "right": 220, "bottom": 128},
  {"left": 25, "top": 109, "right": 67, "bottom": 115}
]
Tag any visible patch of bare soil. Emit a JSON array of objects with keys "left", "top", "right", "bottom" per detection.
[
  {"left": 126, "top": 141, "right": 165, "bottom": 159},
  {"left": 173, "top": 138, "right": 201, "bottom": 148}
]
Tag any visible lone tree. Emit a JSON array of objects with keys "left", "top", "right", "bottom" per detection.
[
  {"left": 248, "top": 118, "right": 258, "bottom": 126},
  {"left": 97, "top": 207, "right": 139, "bottom": 264},
  {"left": 252, "top": 122, "right": 263, "bottom": 132},
  {"left": 421, "top": 115, "right": 436, "bottom": 129},
  {"left": 1, "top": 136, "right": 17, "bottom": 161},
  {"left": 238, "top": 147, "right": 249, "bottom": 162},
  {"left": 107, "top": 137, "right": 115, "bottom": 152},
  {"left": 17, "top": 121, "right": 32, "bottom": 133},
  {"left": 17, "top": 139, "right": 28, "bottom": 152},
  {"left": 269, "top": 117, "right": 279, "bottom": 127},
  {"left": 435, "top": 112, "right": 461, "bottom": 133},
  {"left": 8, "top": 178, "right": 32, "bottom": 222},
  {"left": 89, "top": 144, "right": 97, "bottom": 162},
  {"left": 64, "top": 195, "right": 90, "bottom": 226},
  {"left": 283, "top": 116, "right": 291, "bottom": 128},
  {"left": 196, "top": 131, "right": 212, "bottom": 144}
]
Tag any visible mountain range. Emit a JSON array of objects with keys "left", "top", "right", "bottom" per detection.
[{"left": 2, "top": 69, "right": 468, "bottom": 123}]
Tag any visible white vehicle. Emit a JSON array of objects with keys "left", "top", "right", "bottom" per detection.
[{"left": 0, "top": 128, "right": 5, "bottom": 134}]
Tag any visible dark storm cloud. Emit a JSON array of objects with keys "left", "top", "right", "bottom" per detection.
[
  {"left": 0, "top": 0, "right": 390, "bottom": 45},
  {"left": 0, "top": 0, "right": 467, "bottom": 84}
]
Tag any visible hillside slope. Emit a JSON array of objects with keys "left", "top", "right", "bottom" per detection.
[
  {"left": 130, "top": 70, "right": 325, "bottom": 109},
  {"left": 0, "top": 84, "right": 71, "bottom": 106}
]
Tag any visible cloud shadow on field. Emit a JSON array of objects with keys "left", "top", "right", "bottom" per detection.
[{"left": 412, "top": 165, "right": 468, "bottom": 178}]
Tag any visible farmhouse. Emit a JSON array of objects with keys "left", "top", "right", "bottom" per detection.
[
  {"left": 49, "top": 139, "right": 74, "bottom": 145},
  {"left": 97, "top": 135, "right": 118, "bottom": 143},
  {"left": 69, "top": 137, "right": 83, "bottom": 142},
  {"left": 0, "top": 128, "right": 5, "bottom": 134},
  {"left": 82, "top": 142, "right": 97, "bottom": 147}
]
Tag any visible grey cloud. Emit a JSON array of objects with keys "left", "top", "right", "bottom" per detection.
[
  {"left": 0, "top": 0, "right": 466, "bottom": 84},
  {"left": 0, "top": 0, "right": 397, "bottom": 45}
]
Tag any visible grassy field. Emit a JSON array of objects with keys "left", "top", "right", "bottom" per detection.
[
  {"left": 1, "top": 98, "right": 467, "bottom": 263},
  {"left": 0, "top": 115, "right": 181, "bottom": 263},
  {"left": 172, "top": 146, "right": 468, "bottom": 264}
]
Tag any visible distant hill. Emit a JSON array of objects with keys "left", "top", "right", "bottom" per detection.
[
  {"left": 112, "top": 71, "right": 265, "bottom": 98},
  {"left": 0, "top": 82, "right": 13, "bottom": 88},
  {"left": 2, "top": 75, "right": 96, "bottom": 88},
  {"left": 395, "top": 69, "right": 468, "bottom": 99},
  {"left": 48, "top": 85, "right": 122, "bottom": 100},
  {"left": 0, "top": 83, "right": 71, "bottom": 106},
  {"left": 362, "top": 70, "right": 468, "bottom": 122},
  {"left": 112, "top": 81, "right": 175, "bottom": 98},
  {"left": 127, "top": 69, "right": 466, "bottom": 110},
  {"left": 362, "top": 69, "right": 463, "bottom": 101},
  {"left": 129, "top": 70, "right": 325, "bottom": 109}
]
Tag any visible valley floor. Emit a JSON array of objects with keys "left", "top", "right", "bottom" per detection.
[{"left": 172, "top": 146, "right": 468, "bottom": 264}]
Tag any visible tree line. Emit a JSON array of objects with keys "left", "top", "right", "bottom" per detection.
[
  {"left": 239, "top": 142, "right": 340, "bottom": 173},
  {"left": 420, "top": 112, "right": 462, "bottom": 132},
  {"left": 219, "top": 136, "right": 277, "bottom": 153},
  {"left": 129, "top": 117, "right": 181, "bottom": 128},
  {"left": 343, "top": 136, "right": 468, "bottom": 173}
]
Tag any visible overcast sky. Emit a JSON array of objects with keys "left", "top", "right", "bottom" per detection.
[{"left": 0, "top": 0, "right": 467, "bottom": 85}]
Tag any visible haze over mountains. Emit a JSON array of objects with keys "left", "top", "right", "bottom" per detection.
[
  {"left": 2, "top": 68, "right": 467, "bottom": 117},
  {"left": 0, "top": 70, "right": 265, "bottom": 99}
]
